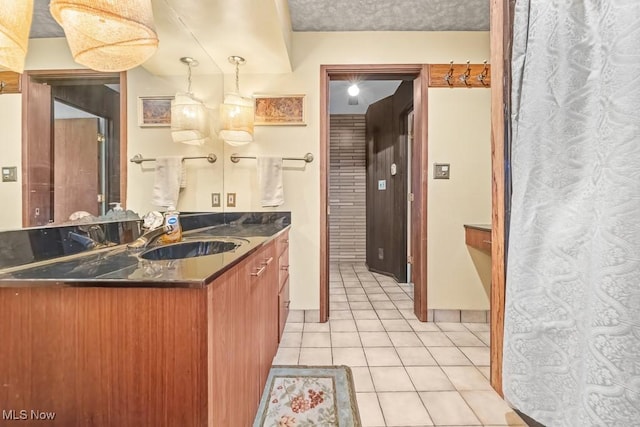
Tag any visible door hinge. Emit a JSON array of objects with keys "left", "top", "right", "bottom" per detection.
[
  {"left": 97, "top": 194, "right": 104, "bottom": 203},
  {"left": 407, "top": 255, "right": 413, "bottom": 264},
  {"left": 97, "top": 133, "right": 105, "bottom": 143},
  {"left": 409, "top": 193, "right": 414, "bottom": 202}
]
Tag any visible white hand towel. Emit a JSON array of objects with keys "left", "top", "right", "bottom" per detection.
[
  {"left": 151, "top": 156, "right": 183, "bottom": 208},
  {"left": 257, "top": 156, "right": 284, "bottom": 207}
]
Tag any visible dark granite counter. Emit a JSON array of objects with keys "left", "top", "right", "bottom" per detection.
[{"left": 0, "top": 213, "right": 290, "bottom": 288}]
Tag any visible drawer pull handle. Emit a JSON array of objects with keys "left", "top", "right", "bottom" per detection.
[
  {"left": 284, "top": 239, "right": 289, "bottom": 244},
  {"left": 262, "top": 256, "right": 274, "bottom": 266},
  {"left": 281, "top": 265, "right": 289, "bottom": 271},
  {"left": 251, "top": 266, "right": 266, "bottom": 277},
  {"left": 482, "top": 240, "right": 492, "bottom": 244}
]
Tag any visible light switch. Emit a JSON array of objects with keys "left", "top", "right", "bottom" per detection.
[
  {"left": 1, "top": 166, "right": 17, "bottom": 182},
  {"left": 433, "top": 163, "right": 450, "bottom": 179},
  {"left": 378, "top": 180, "right": 387, "bottom": 190}
]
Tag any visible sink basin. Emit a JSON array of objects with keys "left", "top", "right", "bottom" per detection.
[{"left": 140, "top": 239, "right": 243, "bottom": 261}]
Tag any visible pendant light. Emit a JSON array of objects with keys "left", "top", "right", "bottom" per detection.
[
  {"left": 219, "top": 56, "right": 254, "bottom": 146},
  {"left": 171, "top": 57, "right": 210, "bottom": 146},
  {"left": 0, "top": 0, "right": 33, "bottom": 73},
  {"left": 49, "top": 0, "right": 158, "bottom": 72}
]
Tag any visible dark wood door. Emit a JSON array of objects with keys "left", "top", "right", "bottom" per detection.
[
  {"left": 365, "top": 81, "right": 413, "bottom": 282},
  {"left": 53, "top": 118, "right": 100, "bottom": 223},
  {"left": 22, "top": 78, "right": 52, "bottom": 227}
]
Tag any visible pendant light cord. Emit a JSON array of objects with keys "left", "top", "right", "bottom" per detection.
[
  {"left": 187, "top": 62, "right": 193, "bottom": 93},
  {"left": 235, "top": 60, "right": 240, "bottom": 93}
]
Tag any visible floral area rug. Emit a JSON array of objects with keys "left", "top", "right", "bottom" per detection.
[{"left": 253, "top": 365, "right": 361, "bottom": 427}]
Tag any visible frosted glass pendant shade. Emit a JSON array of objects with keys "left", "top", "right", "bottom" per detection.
[
  {"left": 0, "top": 0, "right": 33, "bottom": 73},
  {"left": 50, "top": 0, "right": 158, "bottom": 72},
  {"left": 219, "top": 93, "right": 254, "bottom": 146},
  {"left": 171, "top": 93, "right": 210, "bottom": 146}
]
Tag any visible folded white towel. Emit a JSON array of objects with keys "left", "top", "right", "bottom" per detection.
[
  {"left": 257, "top": 156, "right": 284, "bottom": 207},
  {"left": 151, "top": 156, "right": 183, "bottom": 208}
]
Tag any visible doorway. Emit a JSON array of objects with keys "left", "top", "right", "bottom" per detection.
[{"left": 320, "top": 65, "right": 430, "bottom": 323}]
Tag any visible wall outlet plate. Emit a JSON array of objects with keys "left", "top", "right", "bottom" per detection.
[
  {"left": 1, "top": 166, "right": 17, "bottom": 182},
  {"left": 433, "top": 163, "right": 450, "bottom": 179},
  {"left": 378, "top": 179, "right": 387, "bottom": 190},
  {"left": 211, "top": 193, "right": 221, "bottom": 207},
  {"left": 226, "top": 192, "right": 236, "bottom": 207}
]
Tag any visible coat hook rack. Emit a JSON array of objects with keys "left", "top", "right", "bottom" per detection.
[{"left": 443, "top": 61, "right": 454, "bottom": 86}]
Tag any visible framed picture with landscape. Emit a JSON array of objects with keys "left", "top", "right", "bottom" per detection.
[
  {"left": 138, "top": 96, "right": 173, "bottom": 127},
  {"left": 254, "top": 94, "right": 306, "bottom": 126}
]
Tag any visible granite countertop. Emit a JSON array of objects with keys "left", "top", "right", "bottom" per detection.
[
  {"left": 0, "top": 223, "right": 290, "bottom": 288},
  {"left": 463, "top": 224, "right": 492, "bottom": 232}
]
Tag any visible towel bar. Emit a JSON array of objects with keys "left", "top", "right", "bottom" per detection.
[
  {"left": 130, "top": 154, "right": 217, "bottom": 164},
  {"left": 230, "top": 153, "right": 314, "bottom": 163}
]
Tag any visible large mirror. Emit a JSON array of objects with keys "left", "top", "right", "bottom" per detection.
[{"left": 0, "top": 38, "right": 225, "bottom": 231}]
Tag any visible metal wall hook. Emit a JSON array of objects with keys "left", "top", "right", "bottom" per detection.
[
  {"left": 443, "top": 61, "right": 454, "bottom": 86},
  {"left": 477, "top": 60, "right": 489, "bottom": 86},
  {"left": 459, "top": 60, "right": 471, "bottom": 86}
]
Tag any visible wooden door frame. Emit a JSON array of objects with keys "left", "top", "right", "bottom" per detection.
[
  {"left": 490, "top": 0, "right": 512, "bottom": 396},
  {"left": 319, "top": 64, "right": 430, "bottom": 323},
  {"left": 21, "top": 69, "right": 128, "bottom": 227}
]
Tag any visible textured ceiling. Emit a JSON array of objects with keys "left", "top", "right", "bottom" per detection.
[
  {"left": 288, "top": 0, "right": 489, "bottom": 31},
  {"left": 30, "top": 0, "right": 65, "bottom": 38}
]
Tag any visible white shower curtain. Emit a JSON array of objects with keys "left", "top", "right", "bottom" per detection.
[{"left": 504, "top": 1, "right": 640, "bottom": 426}]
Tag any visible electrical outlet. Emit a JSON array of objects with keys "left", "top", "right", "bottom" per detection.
[
  {"left": 378, "top": 247, "right": 384, "bottom": 260},
  {"left": 227, "top": 193, "right": 236, "bottom": 207},
  {"left": 211, "top": 193, "right": 221, "bottom": 207},
  {"left": 378, "top": 179, "right": 387, "bottom": 190}
]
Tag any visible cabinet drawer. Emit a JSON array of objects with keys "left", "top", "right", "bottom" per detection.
[
  {"left": 464, "top": 226, "right": 492, "bottom": 254},
  {"left": 278, "top": 277, "right": 290, "bottom": 342},
  {"left": 278, "top": 246, "right": 289, "bottom": 291},
  {"left": 277, "top": 230, "right": 289, "bottom": 256}
]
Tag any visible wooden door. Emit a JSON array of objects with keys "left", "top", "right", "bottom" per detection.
[
  {"left": 22, "top": 78, "right": 52, "bottom": 226},
  {"left": 365, "top": 81, "right": 413, "bottom": 282},
  {"left": 53, "top": 118, "right": 100, "bottom": 223}
]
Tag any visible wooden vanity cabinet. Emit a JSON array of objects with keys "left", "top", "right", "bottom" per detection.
[
  {"left": 276, "top": 230, "right": 290, "bottom": 341},
  {"left": 209, "top": 235, "right": 281, "bottom": 426},
  {"left": 0, "top": 231, "right": 288, "bottom": 427}
]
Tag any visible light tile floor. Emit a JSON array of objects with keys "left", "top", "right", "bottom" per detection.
[{"left": 272, "top": 262, "right": 525, "bottom": 427}]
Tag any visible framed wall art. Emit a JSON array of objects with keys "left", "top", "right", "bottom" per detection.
[
  {"left": 254, "top": 94, "right": 306, "bottom": 126},
  {"left": 138, "top": 96, "right": 173, "bottom": 127}
]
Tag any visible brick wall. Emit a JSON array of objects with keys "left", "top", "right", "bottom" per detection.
[{"left": 329, "top": 114, "right": 366, "bottom": 262}]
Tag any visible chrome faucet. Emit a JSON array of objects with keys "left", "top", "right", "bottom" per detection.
[{"left": 127, "top": 225, "right": 172, "bottom": 250}]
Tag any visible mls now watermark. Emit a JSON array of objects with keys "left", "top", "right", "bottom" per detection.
[{"left": 3, "top": 409, "right": 56, "bottom": 421}]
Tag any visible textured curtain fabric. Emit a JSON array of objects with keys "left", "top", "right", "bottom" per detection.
[{"left": 504, "top": 1, "right": 640, "bottom": 426}]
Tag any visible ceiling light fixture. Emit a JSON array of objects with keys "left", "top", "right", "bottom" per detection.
[
  {"left": 219, "top": 56, "right": 254, "bottom": 146},
  {"left": 50, "top": 0, "right": 159, "bottom": 72},
  {"left": 171, "top": 57, "right": 210, "bottom": 146},
  {"left": 0, "top": 0, "right": 34, "bottom": 73},
  {"left": 347, "top": 83, "right": 360, "bottom": 97}
]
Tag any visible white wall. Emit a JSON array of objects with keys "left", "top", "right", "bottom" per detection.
[
  {"left": 0, "top": 94, "right": 22, "bottom": 229},
  {"left": 221, "top": 31, "right": 491, "bottom": 310},
  {"left": 428, "top": 89, "right": 492, "bottom": 310}
]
